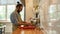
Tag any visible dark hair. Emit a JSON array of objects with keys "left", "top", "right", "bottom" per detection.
[{"left": 16, "top": 1, "right": 23, "bottom": 8}]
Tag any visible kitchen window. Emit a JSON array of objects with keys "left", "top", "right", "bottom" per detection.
[
  {"left": 0, "top": 5, "right": 24, "bottom": 22},
  {"left": 0, "top": 5, "right": 15, "bottom": 21},
  {"left": 0, "top": 0, "right": 24, "bottom": 22},
  {"left": 49, "top": 4, "right": 60, "bottom": 22}
]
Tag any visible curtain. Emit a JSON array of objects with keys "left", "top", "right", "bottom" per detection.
[{"left": 39, "top": 0, "right": 60, "bottom": 34}]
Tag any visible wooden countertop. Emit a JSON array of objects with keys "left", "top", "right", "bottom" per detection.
[{"left": 12, "top": 28, "right": 44, "bottom": 34}]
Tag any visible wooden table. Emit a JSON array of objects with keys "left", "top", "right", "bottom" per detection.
[{"left": 12, "top": 28, "right": 44, "bottom": 34}]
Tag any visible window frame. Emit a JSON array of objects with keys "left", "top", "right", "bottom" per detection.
[{"left": 0, "top": 4, "right": 16, "bottom": 22}]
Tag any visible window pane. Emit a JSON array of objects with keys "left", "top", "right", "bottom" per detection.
[
  {"left": 49, "top": 5, "right": 57, "bottom": 21},
  {"left": 49, "top": 5, "right": 56, "bottom": 13},
  {"left": 0, "top": 0, "right": 7, "bottom": 5},
  {"left": 0, "top": 5, "right": 6, "bottom": 20},
  {"left": 0, "top": 0, "right": 20, "bottom": 5},
  {"left": 7, "top": 5, "right": 16, "bottom": 21},
  {"left": 7, "top": 0, "right": 15, "bottom": 4}
]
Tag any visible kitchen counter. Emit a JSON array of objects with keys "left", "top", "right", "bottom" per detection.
[{"left": 12, "top": 28, "right": 44, "bottom": 34}]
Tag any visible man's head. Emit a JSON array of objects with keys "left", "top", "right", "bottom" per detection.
[{"left": 16, "top": 2, "right": 23, "bottom": 13}]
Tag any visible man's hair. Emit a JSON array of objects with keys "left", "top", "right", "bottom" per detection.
[{"left": 16, "top": 2, "right": 23, "bottom": 8}]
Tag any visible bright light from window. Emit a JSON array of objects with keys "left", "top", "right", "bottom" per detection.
[
  {"left": 0, "top": 5, "right": 24, "bottom": 22},
  {"left": 0, "top": 6, "right": 6, "bottom": 20},
  {"left": 7, "top": 5, "right": 16, "bottom": 21}
]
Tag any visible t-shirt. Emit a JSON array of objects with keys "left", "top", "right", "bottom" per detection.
[{"left": 10, "top": 10, "right": 23, "bottom": 25}]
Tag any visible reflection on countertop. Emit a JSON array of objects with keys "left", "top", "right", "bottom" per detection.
[{"left": 12, "top": 28, "right": 44, "bottom": 34}]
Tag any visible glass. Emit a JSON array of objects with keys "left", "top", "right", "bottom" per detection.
[
  {"left": 7, "top": 0, "right": 15, "bottom": 4},
  {"left": 0, "top": 5, "right": 6, "bottom": 20},
  {"left": 49, "top": 5, "right": 56, "bottom": 14},
  {"left": 0, "top": 0, "right": 20, "bottom": 5},
  {"left": 49, "top": 5, "right": 57, "bottom": 21},
  {"left": 48, "top": 5, "right": 60, "bottom": 34},
  {"left": 0, "top": 0, "right": 7, "bottom": 5},
  {"left": 7, "top": 5, "right": 16, "bottom": 21}
]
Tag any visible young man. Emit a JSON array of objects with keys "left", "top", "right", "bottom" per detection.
[{"left": 10, "top": 2, "right": 23, "bottom": 31}]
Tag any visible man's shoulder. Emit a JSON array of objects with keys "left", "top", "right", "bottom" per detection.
[
  {"left": 11, "top": 11, "right": 16, "bottom": 15},
  {"left": 10, "top": 11, "right": 18, "bottom": 17}
]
